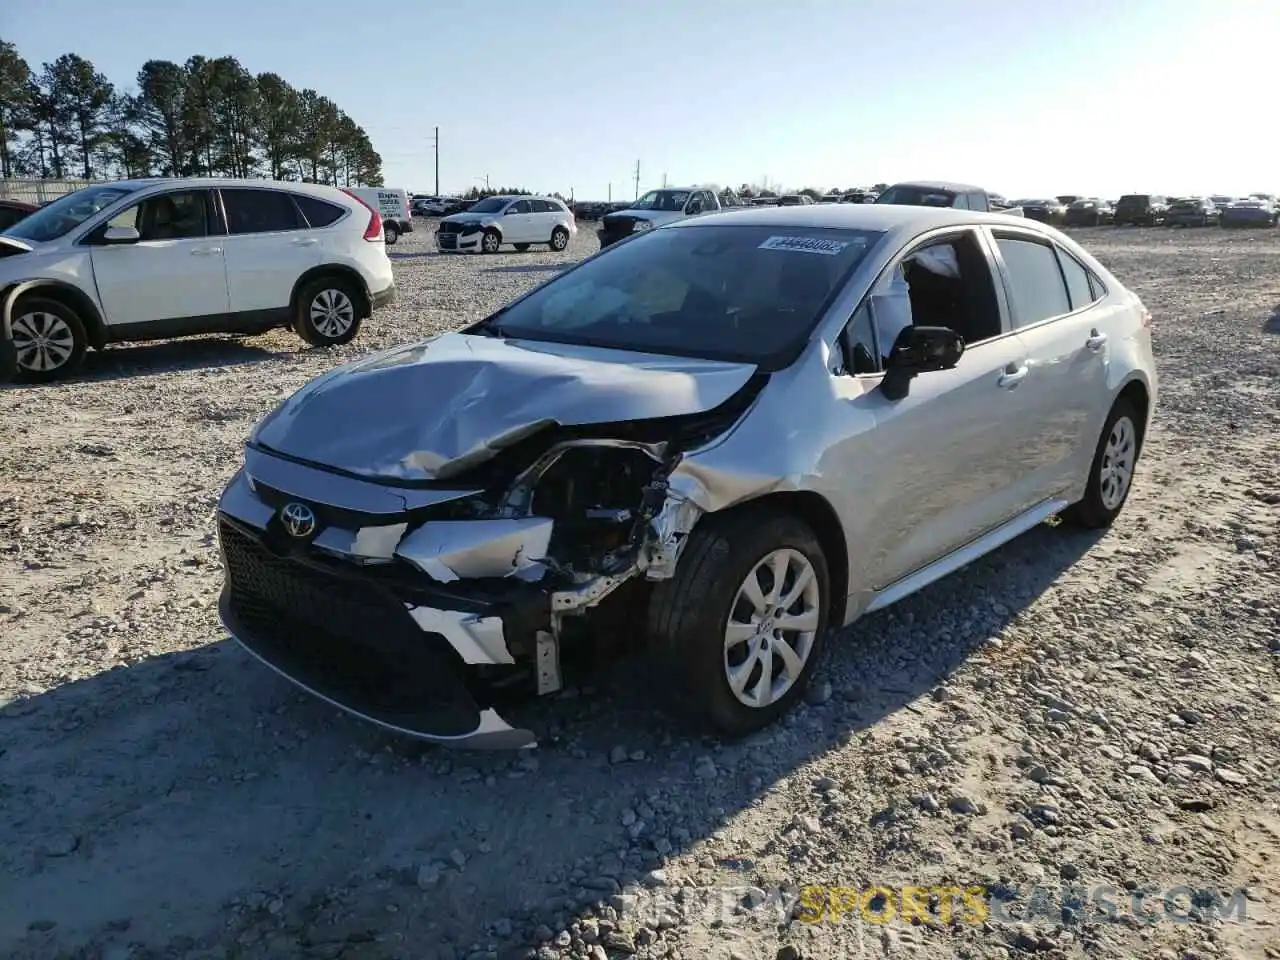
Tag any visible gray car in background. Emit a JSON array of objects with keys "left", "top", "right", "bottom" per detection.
[{"left": 216, "top": 204, "right": 1158, "bottom": 747}]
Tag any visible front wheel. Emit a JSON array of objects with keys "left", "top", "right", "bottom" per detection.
[
  {"left": 648, "top": 509, "right": 830, "bottom": 736},
  {"left": 1062, "top": 396, "right": 1141, "bottom": 528},
  {"left": 550, "top": 226, "right": 570, "bottom": 251},
  {"left": 481, "top": 229, "right": 501, "bottom": 254},
  {"left": 7, "top": 295, "right": 88, "bottom": 383},
  {"left": 292, "top": 277, "right": 363, "bottom": 347},
  {"left": 513, "top": 243, "right": 530, "bottom": 252}
]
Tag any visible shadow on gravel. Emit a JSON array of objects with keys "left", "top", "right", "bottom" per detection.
[
  {"left": 1264, "top": 307, "right": 1280, "bottom": 334},
  {"left": 0, "top": 522, "right": 1103, "bottom": 958},
  {"left": 388, "top": 250, "right": 439, "bottom": 260},
  {"left": 0, "top": 337, "right": 292, "bottom": 389},
  {"left": 481, "top": 264, "right": 566, "bottom": 276}
]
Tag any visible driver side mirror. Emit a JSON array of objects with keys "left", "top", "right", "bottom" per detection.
[
  {"left": 880, "top": 325, "right": 965, "bottom": 401},
  {"left": 101, "top": 225, "right": 141, "bottom": 244}
]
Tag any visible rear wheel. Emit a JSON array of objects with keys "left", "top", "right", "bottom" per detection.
[
  {"left": 648, "top": 509, "right": 830, "bottom": 736},
  {"left": 8, "top": 296, "right": 87, "bottom": 383},
  {"left": 1062, "top": 397, "right": 1141, "bottom": 529},
  {"left": 550, "top": 226, "right": 570, "bottom": 251},
  {"left": 292, "top": 276, "right": 363, "bottom": 347},
  {"left": 383, "top": 222, "right": 399, "bottom": 245}
]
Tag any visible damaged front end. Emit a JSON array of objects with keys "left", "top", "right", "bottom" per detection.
[{"left": 216, "top": 373, "right": 765, "bottom": 748}]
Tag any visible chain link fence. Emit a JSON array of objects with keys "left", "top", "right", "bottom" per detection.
[{"left": 0, "top": 179, "right": 93, "bottom": 205}]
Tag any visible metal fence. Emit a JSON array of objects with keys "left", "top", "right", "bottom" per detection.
[{"left": 0, "top": 179, "right": 93, "bottom": 204}]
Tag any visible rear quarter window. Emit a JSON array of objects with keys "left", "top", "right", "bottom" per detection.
[{"left": 293, "top": 194, "right": 346, "bottom": 228}]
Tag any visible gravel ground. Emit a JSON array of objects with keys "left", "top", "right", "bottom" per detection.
[{"left": 1, "top": 220, "right": 1278, "bottom": 960}]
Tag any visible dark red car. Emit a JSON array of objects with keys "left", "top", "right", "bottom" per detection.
[{"left": 0, "top": 199, "right": 39, "bottom": 232}]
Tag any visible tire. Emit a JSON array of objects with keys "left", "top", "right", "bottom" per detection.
[
  {"left": 292, "top": 276, "right": 363, "bottom": 347},
  {"left": 1062, "top": 396, "right": 1142, "bottom": 529},
  {"left": 383, "top": 222, "right": 399, "bottom": 245},
  {"left": 513, "top": 243, "right": 530, "bottom": 252},
  {"left": 549, "top": 226, "right": 570, "bottom": 251},
  {"left": 7, "top": 295, "right": 87, "bottom": 383},
  {"left": 481, "top": 229, "right": 501, "bottom": 254},
  {"left": 648, "top": 508, "right": 831, "bottom": 737}
]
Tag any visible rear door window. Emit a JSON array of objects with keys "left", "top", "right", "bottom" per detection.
[
  {"left": 221, "top": 189, "right": 304, "bottom": 234},
  {"left": 995, "top": 236, "right": 1071, "bottom": 327}
]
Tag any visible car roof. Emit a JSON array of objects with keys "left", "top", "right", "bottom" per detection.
[
  {"left": 80, "top": 177, "right": 355, "bottom": 199},
  {"left": 888, "top": 180, "right": 984, "bottom": 192},
  {"left": 672, "top": 203, "right": 1047, "bottom": 235}
]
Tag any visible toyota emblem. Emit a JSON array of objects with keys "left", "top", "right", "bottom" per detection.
[{"left": 279, "top": 501, "right": 317, "bottom": 539}]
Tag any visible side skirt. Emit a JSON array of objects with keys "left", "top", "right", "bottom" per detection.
[
  {"left": 104, "top": 307, "right": 292, "bottom": 343},
  {"left": 862, "top": 497, "right": 1071, "bottom": 615}
]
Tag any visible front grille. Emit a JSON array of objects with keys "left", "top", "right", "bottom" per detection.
[
  {"left": 600, "top": 216, "right": 636, "bottom": 244},
  {"left": 220, "top": 518, "right": 420, "bottom": 644},
  {"left": 437, "top": 222, "right": 463, "bottom": 235},
  {"left": 438, "top": 233, "right": 458, "bottom": 249}
]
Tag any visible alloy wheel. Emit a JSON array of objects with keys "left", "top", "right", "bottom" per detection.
[
  {"left": 1099, "top": 415, "right": 1136, "bottom": 510},
  {"left": 309, "top": 289, "right": 355, "bottom": 339},
  {"left": 723, "top": 548, "right": 821, "bottom": 709},
  {"left": 12, "top": 310, "right": 75, "bottom": 373}
]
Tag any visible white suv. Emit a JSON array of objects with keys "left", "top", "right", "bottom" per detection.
[
  {"left": 0, "top": 177, "right": 396, "bottom": 383},
  {"left": 435, "top": 195, "right": 577, "bottom": 254}
]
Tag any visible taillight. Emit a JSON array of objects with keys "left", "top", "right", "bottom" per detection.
[{"left": 342, "top": 189, "right": 383, "bottom": 241}]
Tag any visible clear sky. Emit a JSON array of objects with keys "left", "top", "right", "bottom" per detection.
[{"left": 5, "top": 0, "right": 1278, "bottom": 201}]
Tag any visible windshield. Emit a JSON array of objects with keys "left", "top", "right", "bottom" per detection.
[
  {"left": 629, "top": 190, "right": 691, "bottom": 212},
  {"left": 479, "top": 224, "right": 884, "bottom": 367},
  {"left": 1117, "top": 195, "right": 1149, "bottom": 205},
  {"left": 875, "top": 185, "right": 956, "bottom": 207},
  {"left": 466, "top": 197, "right": 510, "bottom": 214},
  {"left": 3, "top": 184, "right": 137, "bottom": 243}
]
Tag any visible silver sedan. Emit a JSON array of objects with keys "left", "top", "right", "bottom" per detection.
[{"left": 216, "top": 204, "right": 1157, "bottom": 748}]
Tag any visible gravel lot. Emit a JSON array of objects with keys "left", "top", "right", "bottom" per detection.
[{"left": 1, "top": 220, "right": 1278, "bottom": 960}]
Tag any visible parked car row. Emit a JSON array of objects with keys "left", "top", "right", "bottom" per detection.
[{"left": 1014, "top": 192, "right": 1279, "bottom": 228}]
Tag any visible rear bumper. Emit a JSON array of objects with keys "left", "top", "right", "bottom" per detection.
[
  {"left": 216, "top": 508, "right": 539, "bottom": 749},
  {"left": 370, "top": 283, "right": 396, "bottom": 310}
]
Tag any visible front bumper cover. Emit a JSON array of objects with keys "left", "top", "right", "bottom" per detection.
[{"left": 217, "top": 511, "right": 540, "bottom": 748}]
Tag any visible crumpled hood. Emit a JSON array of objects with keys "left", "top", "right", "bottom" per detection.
[{"left": 252, "top": 332, "right": 758, "bottom": 482}]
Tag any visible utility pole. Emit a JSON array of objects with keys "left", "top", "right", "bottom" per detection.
[
  {"left": 608, "top": 183, "right": 611, "bottom": 202},
  {"left": 662, "top": 172, "right": 668, "bottom": 188},
  {"left": 432, "top": 126, "right": 439, "bottom": 196},
  {"left": 634, "top": 159, "right": 641, "bottom": 200}
]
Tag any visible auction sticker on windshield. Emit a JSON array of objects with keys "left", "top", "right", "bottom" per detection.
[{"left": 758, "top": 235, "right": 852, "bottom": 256}]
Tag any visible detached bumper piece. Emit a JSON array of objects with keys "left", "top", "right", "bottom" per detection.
[{"left": 217, "top": 516, "right": 536, "bottom": 748}]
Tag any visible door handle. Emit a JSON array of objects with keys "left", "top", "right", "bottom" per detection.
[
  {"left": 1085, "top": 329, "right": 1108, "bottom": 352},
  {"left": 998, "top": 363, "right": 1029, "bottom": 389},
  {"left": 291, "top": 237, "right": 319, "bottom": 246},
  {"left": 190, "top": 246, "right": 222, "bottom": 256}
]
